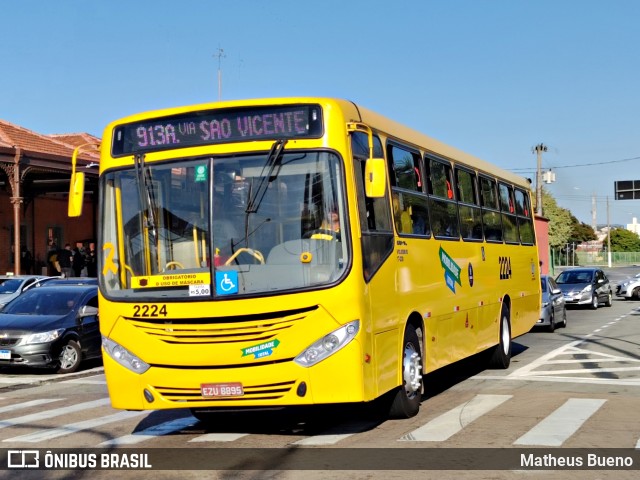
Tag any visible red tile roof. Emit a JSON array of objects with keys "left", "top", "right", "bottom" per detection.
[{"left": 0, "top": 120, "right": 100, "bottom": 162}]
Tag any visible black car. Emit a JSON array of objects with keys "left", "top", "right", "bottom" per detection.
[{"left": 0, "top": 285, "right": 100, "bottom": 373}]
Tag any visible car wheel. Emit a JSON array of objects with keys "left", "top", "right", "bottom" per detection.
[
  {"left": 488, "top": 304, "right": 511, "bottom": 369},
  {"left": 590, "top": 294, "right": 598, "bottom": 310},
  {"left": 388, "top": 324, "right": 423, "bottom": 419},
  {"left": 57, "top": 339, "right": 81, "bottom": 374},
  {"left": 605, "top": 292, "right": 612, "bottom": 307},
  {"left": 547, "top": 311, "right": 555, "bottom": 333}
]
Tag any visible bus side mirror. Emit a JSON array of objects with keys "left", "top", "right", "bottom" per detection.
[
  {"left": 365, "top": 158, "right": 386, "bottom": 198},
  {"left": 68, "top": 171, "right": 86, "bottom": 217}
]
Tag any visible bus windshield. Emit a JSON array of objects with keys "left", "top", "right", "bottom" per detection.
[{"left": 100, "top": 149, "right": 349, "bottom": 299}]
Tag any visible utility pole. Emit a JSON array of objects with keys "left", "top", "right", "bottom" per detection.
[
  {"left": 591, "top": 193, "right": 597, "bottom": 231},
  {"left": 607, "top": 196, "right": 612, "bottom": 267},
  {"left": 214, "top": 47, "right": 226, "bottom": 101},
  {"left": 533, "top": 143, "right": 547, "bottom": 216}
]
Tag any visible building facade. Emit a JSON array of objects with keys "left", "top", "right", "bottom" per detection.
[{"left": 0, "top": 120, "right": 99, "bottom": 275}]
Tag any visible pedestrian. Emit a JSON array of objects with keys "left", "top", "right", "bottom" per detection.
[
  {"left": 57, "top": 244, "right": 74, "bottom": 278},
  {"left": 72, "top": 244, "right": 85, "bottom": 277},
  {"left": 21, "top": 248, "right": 32, "bottom": 275},
  {"left": 86, "top": 243, "right": 97, "bottom": 277}
]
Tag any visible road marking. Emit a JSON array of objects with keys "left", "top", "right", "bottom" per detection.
[
  {"left": 4, "top": 410, "right": 146, "bottom": 443},
  {"left": 0, "top": 399, "right": 62, "bottom": 414},
  {"left": 291, "top": 420, "right": 379, "bottom": 446},
  {"left": 399, "top": 394, "right": 512, "bottom": 441},
  {"left": 189, "top": 433, "right": 249, "bottom": 442},
  {"left": 477, "top": 375, "right": 640, "bottom": 386},
  {"left": 293, "top": 433, "right": 355, "bottom": 445},
  {"left": 60, "top": 377, "right": 106, "bottom": 385},
  {"left": 0, "top": 399, "right": 110, "bottom": 430},
  {"left": 514, "top": 398, "right": 606, "bottom": 446},
  {"left": 99, "top": 416, "right": 198, "bottom": 446}
]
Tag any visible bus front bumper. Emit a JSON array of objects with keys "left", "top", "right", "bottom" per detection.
[{"left": 102, "top": 340, "right": 366, "bottom": 411}]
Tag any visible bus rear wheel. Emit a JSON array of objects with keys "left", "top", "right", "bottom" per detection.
[
  {"left": 488, "top": 305, "right": 511, "bottom": 369},
  {"left": 388, "top": 324, "right": 423, "bottom": 419}
]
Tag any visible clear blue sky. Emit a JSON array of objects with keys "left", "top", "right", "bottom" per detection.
[{"left": 3, "top": 0, "right": 640, "bottom": 227}]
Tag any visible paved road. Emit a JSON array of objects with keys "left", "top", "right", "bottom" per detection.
[{"left": 0, "top": 268, "right": 638, "bottom": 479}]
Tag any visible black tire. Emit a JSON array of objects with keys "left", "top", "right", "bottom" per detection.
[
  {"left": 590, "top": 294, "right": 598, "bottom": 310},
  {"left": 547, "top": 310, "right": 555, "bottom": 333},
  {"left": 605, "top": 292, "right": 612, "bottom": 307},
  {"left": 388, "top": 324, "right": 423, "bottom": 419},
  {"left": 488, "top": 304, "right": 511, "bottom": 369},
  {"left": 56, "top": 339, "right": 81, "bottom": 374}
]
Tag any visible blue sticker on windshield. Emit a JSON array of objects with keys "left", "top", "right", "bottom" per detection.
[{"left": 216, "top": 271, "right": 238, "bottom": 295}]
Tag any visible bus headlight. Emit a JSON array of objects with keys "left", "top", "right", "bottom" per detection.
[
  {"left": 102, "top": 336, "right": 150, "bottom": 374},
  {"left": 294, "top": 320, "right": 359, "bottom": 367}
]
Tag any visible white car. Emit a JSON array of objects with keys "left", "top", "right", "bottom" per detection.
[{"left": 616, "top": 272, "right": 640, "bottom": 300}]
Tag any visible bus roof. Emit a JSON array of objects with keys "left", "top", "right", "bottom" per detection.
[{"left": 106, "top": 97, "right": 531, "bottom": 189}]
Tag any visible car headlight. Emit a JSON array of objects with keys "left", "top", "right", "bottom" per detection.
[
  {"left": 22, "top": 328, "right": 65, "bottom": 345},
  {"left": 542, "top": 301, "right": 550, "bottom": 308},
  {"left": 294, "top": 320, "right": 359, "bottom": 367},
  {"left": 102, "top": 336, "right": 150, "bottom": 374},
  {"left": 582, "top": 285, "right": 593, "bottom": 294}
]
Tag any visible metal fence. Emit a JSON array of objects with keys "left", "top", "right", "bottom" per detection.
[{"left": 556, "top": 250, "right": 640, "bottom": 267}]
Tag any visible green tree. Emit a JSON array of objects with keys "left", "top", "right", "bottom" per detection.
[
  {"left": 609, "top": 228, "right": 640, "bottom": 252},
  {"left": 541, "top": 189, "right": 572, "bottom": 248},
  {"left": 568, "top": 215, "right": 597, "bottom": 243}
]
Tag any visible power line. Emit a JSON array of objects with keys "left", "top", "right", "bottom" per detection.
[{"left": 510, "top": 154, "right": 640, "bottom": 173}]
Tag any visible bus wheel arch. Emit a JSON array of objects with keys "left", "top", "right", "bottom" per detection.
[
  {"left": 488, "top": 297, "right": 511, "bottom": 369},
  {"left": 388, "top": 315, "right": 424, "bottom": 419}
]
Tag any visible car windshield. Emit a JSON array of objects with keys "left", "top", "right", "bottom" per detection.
[
  {"left": 540, "top": 278, "right": 548, "bottom": 293},
  {"left": 2, "top": 289, "right": 82, "bottom": 316},
  {"left": 556, "top": 271, "right": 593, "bottom": 284},
  {"left": 0, "top": 279, "right": 22, "bottom": 294}
]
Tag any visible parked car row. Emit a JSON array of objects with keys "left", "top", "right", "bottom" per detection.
[
  {"left": 0, "top": 276, "right": 100, "bottom": 374},
  {"left": 537, "top": 267, "right": 614, "bottom": 333}
]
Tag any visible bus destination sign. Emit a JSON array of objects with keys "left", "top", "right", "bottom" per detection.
[{"left": 111, "top": 104, "right": 323, "bottom": 156}]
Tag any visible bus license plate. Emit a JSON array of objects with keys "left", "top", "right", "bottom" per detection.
[
  {"left": 0, "top": 350, "right": 10, "bottom": 360},
  {"left": 201, "top": 382, "right": 244, "bottom": 398}
]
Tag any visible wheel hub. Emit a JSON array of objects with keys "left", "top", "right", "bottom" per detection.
[{"left": 402, "top": 344, "right": 422, "bottom": 397}]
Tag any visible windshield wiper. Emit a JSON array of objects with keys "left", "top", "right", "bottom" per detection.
[
  {"left": 245, "top": 139, "right": 287, "bottom": 214},
  {"left": 134, "top": 154, "right": 158, "bottom": 249}
]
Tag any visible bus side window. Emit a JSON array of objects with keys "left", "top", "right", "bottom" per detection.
[
  {"left": 456, "top": 167, "right": 483, "bottom": 241},
  {"left": 515, "top": 188, "right": 535, "bottom": 245},
  {"left": 479, "top": 175, "right": 503, "bottom": 242},
  {"left": 388, "top": 144, "right": 429, "bottom": 236},
  {"left": 427, "top": 157, "right": 459, "bottom": 239},
  {"left": 499, "top": 182, "right": 519, "bottom": 244}
]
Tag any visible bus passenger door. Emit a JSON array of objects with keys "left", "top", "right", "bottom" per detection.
[{"left": 351, "top": 131, "right": 399, "bottom": 396}]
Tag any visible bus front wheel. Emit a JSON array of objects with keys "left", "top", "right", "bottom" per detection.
[
  {"left": 488, "top": 305, "right": 511, "bottom": 369},
  {"left": 388, "top": 324, "right": 423, "bottom": 419}
]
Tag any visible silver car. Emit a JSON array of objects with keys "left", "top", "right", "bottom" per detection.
[
  {"left": 538, "top": 275, "right": 567, "bottom": 332},
  {"left": 0, "top": 275, "right": 49, "bottom": 311},
  {"left": 615, "top": 272, "right": 640, "bottom": 300},
  {"left": 555, "top": 267, "right": 612, "bottom": 309}
]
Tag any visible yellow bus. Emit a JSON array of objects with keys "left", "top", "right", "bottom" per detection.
[{"left": 72, "top": 97, "right": 540, "bottom": 419}]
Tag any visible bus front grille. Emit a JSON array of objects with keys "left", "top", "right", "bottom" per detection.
[
  {"left": 153, "top": 380, "right": 296, "bottom": 403},
  {"left": 125, "top": 305, "right": 318, "bottom": 345}
]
